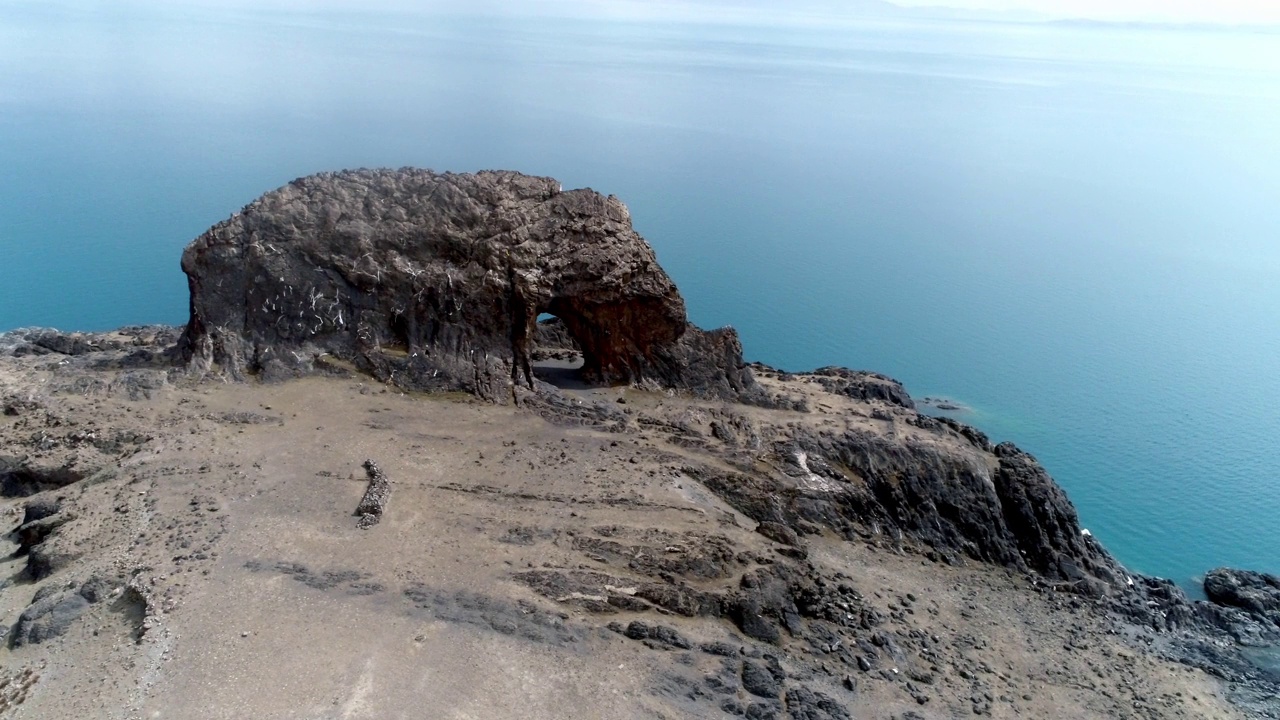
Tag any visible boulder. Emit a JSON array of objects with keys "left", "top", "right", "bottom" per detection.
[
  {"left": 10, "top": 591, "right": 89, "bottom": 646},
  {"left": 22, "top": 496, "right": 61, "bottom": 524},
  {"left": 9, "top": 575, "right": 118, "bottom": 647},
  {"left": 27, "top": 537, "right": 79, "bottom": 581},
  {"left": 741, "top": 660, "right": 781, "bottom": 698},
  {"left": 755, "top": 522, "right": 800, "bottom": 547},
  {"left": 16, "top": 512, "right": 72, "bottom": 554}
]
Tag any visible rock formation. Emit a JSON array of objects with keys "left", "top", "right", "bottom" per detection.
[
  {"left": 178, "top": 169, "right": 755, "bottom": 401},
  {"left": 688, "top": 383, "right": 1123, "bottom": 594}
]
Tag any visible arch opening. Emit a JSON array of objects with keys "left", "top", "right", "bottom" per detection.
[{"left": 529, "top": 313, "right": 592, "bottom": 390}]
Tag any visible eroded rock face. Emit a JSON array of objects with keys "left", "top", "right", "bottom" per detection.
[
  {"left": 692, "top": 420, "right": 1120, "bottom": 591},
  {"left": 179, "top": 169, "right": 754, "bottom": 400}
]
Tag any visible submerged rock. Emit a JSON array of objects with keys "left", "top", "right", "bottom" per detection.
[{"left": 179, "top": 169, "right": 756, "bottom": 401}]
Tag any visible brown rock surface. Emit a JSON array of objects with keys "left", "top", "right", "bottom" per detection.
[{"left": 179, "top": 169, "right": 754, "bottom": 401}]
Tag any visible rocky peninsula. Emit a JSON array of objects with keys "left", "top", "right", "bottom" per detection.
[{"left": 0, "top": 169, "right": 1275, "bottom": 719}]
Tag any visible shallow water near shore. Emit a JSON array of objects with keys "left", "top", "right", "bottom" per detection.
[{"left": 2, "top": 2, "right": 1279, "bottom": 589}]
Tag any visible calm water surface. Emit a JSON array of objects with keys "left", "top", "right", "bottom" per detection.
[{"left": 3, "top": 2, "right": 1279, "bottom": 589}]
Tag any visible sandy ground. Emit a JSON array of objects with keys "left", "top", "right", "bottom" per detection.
[{"left": 0, "top": 342, "right": 1251, "bottom": 719}]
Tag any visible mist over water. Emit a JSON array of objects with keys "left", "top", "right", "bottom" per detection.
[{"left": 2, "top": 3, "right": 1278, "bottom": 589}]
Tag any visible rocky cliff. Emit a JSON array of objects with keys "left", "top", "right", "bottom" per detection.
[
  {"left": 0, "top": 170, "right": 1275, "bottom": 718},
  {"left": 179, "top": 169, "right": 754, "bottom": 401}
]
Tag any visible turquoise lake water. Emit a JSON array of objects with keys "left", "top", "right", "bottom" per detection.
[{"left": 2, "top": 3, "right": 1279, "bottom": 590}]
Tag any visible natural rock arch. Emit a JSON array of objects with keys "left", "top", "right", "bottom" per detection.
[{"left": 179, "top": 169, "right": 756, "bottom": 401}]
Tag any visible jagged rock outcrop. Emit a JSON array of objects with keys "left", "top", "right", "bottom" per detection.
[
  {"left": 1205, "top": 569, "right": 1280, "bottom": 624},
  {"left": 692, "top": 416, "right": 1121, "bottom": 592},
  {"left": 810, "top": 367, "right": 914, "bottom": 409},
  {"left": 1200, "top": 568, "right": 1280, "bottom": 653},
  {"left": 179, "top": 169, "right": 755, "bottom": 401},
  {"left": 989, "top": 442, "right": 1121, "bottom": 585},
  {"left": 0, "top": 326, "right": 180, "bottom": 366}
]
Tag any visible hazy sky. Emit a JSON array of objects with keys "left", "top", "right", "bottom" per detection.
[
  {"left": 470, "top": 0, "right": 1280, "bottom": 25},
  {"left": 480, "top": 0, "right": 1280, "bottom": 25},
  {"left": 896, "top": 0, "right": 1280, "bottom": 24},
  {"left": 38, "top": 0, "right": 1280, "bottom": 26}
]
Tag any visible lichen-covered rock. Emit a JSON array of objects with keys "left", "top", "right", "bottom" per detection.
[
  {"left": 179, "top": 169, "right": 755, "bottom": 401},
  {"left": 355, "top": 459, "right": 390, "bottom": 529}
]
